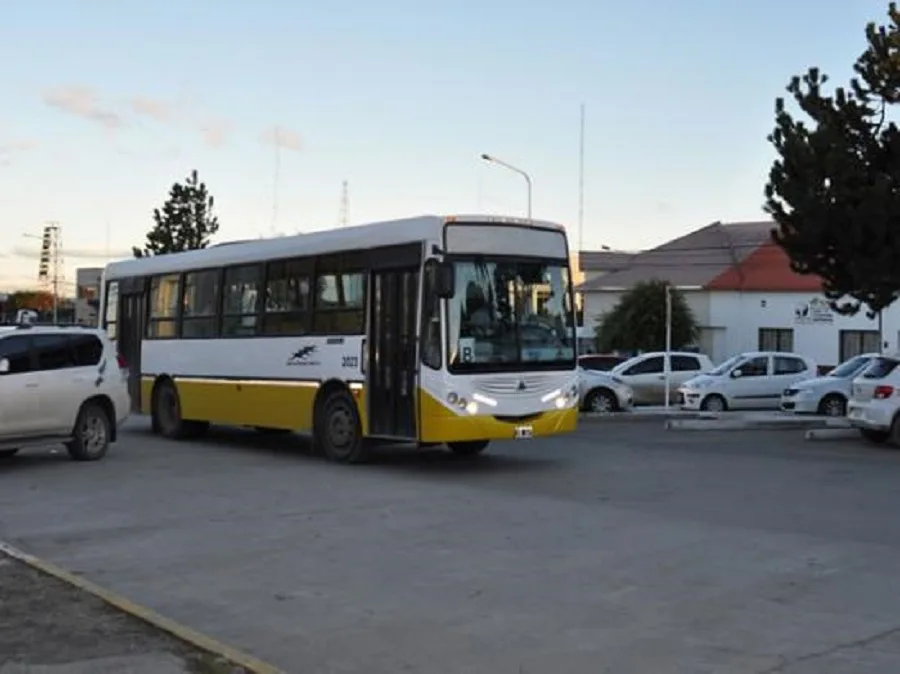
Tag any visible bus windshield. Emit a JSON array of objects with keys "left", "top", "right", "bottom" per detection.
[{"left": 446, "top": 258, "right": 576, "bottom": 373}]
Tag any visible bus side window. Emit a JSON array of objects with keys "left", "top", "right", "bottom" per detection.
[{"left": 421, "top": 260, "right": 442, "bottom": 370}]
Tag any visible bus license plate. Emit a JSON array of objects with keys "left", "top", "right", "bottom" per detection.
[{"left": 514, "top": 425, "right": 533, "bottom": 439}]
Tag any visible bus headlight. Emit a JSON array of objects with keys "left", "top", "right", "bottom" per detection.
[{"left": 465, "top": 401, "right": 478, "bottom": 415}]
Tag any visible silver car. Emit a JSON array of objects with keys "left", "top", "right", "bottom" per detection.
[
  {"left": 780, "top": 353, "right": 879, "bottom": 417},
  {"left": 578, "top": 366, "right": 634, "bottom": 413}
]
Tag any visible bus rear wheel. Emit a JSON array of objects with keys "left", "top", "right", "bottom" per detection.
[
  {"left": 447, "top": 440, "right": 490, "bottom": 456},
  {"left": 315, "top": 389, "right": 367, "bottom": 463},
  {"left": 152, "top": 379, "right": 209, "bottom": 440}
]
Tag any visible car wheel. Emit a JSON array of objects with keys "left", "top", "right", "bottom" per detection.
[
  {"left": 584, "top": 388, "right": 618, "bottom": 414},
  {"left": 447, "top": 440, "right": 490, "bottom": 456},
  {"left": 315, "top": 389, "right": 367, "bottom": 463},
  {"left": 700, "top": 394, "right": 727, "bottom": 413},
  {"left": 817, "top": 394, "right": 847, "bottom": 417},
  {"left": 66, "top": 401, "right": 111, "bottom": 461}
]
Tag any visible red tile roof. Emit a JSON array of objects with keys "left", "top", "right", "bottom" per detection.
[{"left": 705, "top": 241, "right": 824, "bottom": 291}]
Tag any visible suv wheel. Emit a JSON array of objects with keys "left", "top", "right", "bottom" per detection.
[{"left": 67, "top": 401, "right": 111, "bottom": 461}]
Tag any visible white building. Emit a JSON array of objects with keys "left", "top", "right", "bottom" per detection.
[{"left": 576, "top": 220, "right": 889, "bottom": 369}]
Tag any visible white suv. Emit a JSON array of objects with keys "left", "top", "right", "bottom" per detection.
[
  {"left": 847, "top": 353, "right": 900, "bottom": 444},
  {"left": 0, "top": 325, "right": 131, "bottom": 461}
]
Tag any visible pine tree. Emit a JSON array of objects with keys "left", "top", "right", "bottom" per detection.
[
  {"left": 133, "top": 169, "right": 220, "bottom": 257},
  {"left": 765, "top": 3, "right": 900, "bottom": 317}
]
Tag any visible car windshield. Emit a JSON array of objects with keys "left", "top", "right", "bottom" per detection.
[
  {"left": 861, "top": 356, "right": 900, "bottom": 379},
  {"left": 707, "top": 354, "right": 743, "bottom": 377},
  {"left": 446, "top": 258, "right": 576, "bottom": 373},
  {"left": 828, "top": 355, "right": 872, "bottom": 378}
]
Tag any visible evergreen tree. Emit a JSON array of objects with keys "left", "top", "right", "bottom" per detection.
[
  {"left": 765, "top": 3, "right": 900, "bottom": 317},
  {"left": 133, "top": 169, "right": 220, "bottom": 257},
  {"left": 595, "top": 280, "right": 698, "bottom": 353}
]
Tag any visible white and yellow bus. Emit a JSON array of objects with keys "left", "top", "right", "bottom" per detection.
[{"left": 100, "top": 215, "right": 579, "bottom": 462}]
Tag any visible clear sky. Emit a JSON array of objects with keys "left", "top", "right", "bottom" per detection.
[{"left": 0, "top": 0, "right": 890, "bottom": 292}]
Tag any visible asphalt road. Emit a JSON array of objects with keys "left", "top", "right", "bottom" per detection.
[{"left": 2, "top": 418, "right": 900, "bottom": 673}]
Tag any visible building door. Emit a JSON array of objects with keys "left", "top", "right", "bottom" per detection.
[{"left": 367, "top": 267, "right": 419, "bottom": 439}]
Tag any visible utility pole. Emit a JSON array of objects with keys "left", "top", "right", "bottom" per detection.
[
  {"left": 578, "top": 103, "right": 585, "bottom": 253},
  {"left": 34, "top": 222, "right": 62, "bottom": 323},
  {"left": 339, "top": 180, "right": 349, "bottom": 227}
]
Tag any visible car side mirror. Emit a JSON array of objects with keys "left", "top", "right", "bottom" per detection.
[
  {"left": 731, "top": 369, "right": 742, "bottom": 379},
  {"left": 436, "top": 261, "right": 455, "bottom": 299},
  {"left": 0, "top": 358, "right": 9, "bottom": 374}
]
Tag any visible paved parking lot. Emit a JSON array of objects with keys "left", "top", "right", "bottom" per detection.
[{"left": 3, "top": 418, "right": 900, "bottom": 673}]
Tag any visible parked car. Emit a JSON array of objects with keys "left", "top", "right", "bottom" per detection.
[
  {"left": 609, "top": 351, "right": 714, "bottom": 405},
  {"left": 578, "top": 354, "right": 628, "bottom": 372},
  {"left": 578, "top": 366, "right": 634, "bottom": 413},
  {"left": 0, "top": 324, "right": 131, "bottom": 461},
  {"left": 678, "top": 351, "right": 816, "bottom": 412},
  {"left": 781, "top": 353, "right": 879, "bottom": 417},
  {"left": 846, "top": 353, "right": 900, "bottom": 444}
]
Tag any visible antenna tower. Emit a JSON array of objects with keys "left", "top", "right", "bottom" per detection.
[
  {"left": 339, "top": 180, "right": 349, "bottom": 227},
  {"left": 36, "top": 222, "right": 62, "bottom": 323}
]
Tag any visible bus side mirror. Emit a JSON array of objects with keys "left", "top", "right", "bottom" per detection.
[{"left": 436, "top": 261, "right": 455, "bottom": 299}]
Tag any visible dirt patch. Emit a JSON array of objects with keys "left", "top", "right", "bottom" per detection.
[{"left": 0, "top": 554, "right": 249, "bottom": 673}]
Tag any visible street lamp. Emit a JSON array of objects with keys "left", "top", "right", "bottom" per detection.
[
  {"left": 664, "top": 283, "right": 673, "bottom": 409},
  {"left": 480, "top": 153, "right": 532, "bottom": 220}
]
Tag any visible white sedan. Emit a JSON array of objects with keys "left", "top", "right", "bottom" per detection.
[
  {"left": 578, "top": 367, "right": 634, "bottom": 413},
  {"left": 780, "top": 353, "right": 878, "bottom": 417}
]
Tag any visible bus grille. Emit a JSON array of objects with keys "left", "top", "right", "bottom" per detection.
[{"left": 477, "top": 375, "right": 559, "bottom": 396}]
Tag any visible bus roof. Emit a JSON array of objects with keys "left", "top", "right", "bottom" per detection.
[{"left": 105, "top": 214, "right": 566, "bottom": 279}]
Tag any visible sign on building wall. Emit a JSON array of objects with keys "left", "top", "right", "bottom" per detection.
[{"left": 794, "top": 297, "right": 834, "bottom": 324}]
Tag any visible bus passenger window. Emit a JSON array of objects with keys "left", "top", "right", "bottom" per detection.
[
  {"left": 223, "top": 264, "right": 263, "bottom": 336},
  {"left": 182, "top": 270, "right": 219, "bottom": 338}
]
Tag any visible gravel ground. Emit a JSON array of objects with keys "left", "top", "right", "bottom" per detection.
[{"left": 0, "top": 554, "right": 248, "bottom": 674}]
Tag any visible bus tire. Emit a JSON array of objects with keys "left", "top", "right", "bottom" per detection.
[
  {"left": 315, "top": 389, "right": 367, "bottom": 463},
  {"left": 447, "top": 440, "right": 490, "bottom": 456},
  {"left": 152, "top": 379, "right": 209, "bottom": 440}
]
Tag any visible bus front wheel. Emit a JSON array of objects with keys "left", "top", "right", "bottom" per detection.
[
  {"left": 315, "top": 389, "right": 367, "bottom": 463},
  {"left": 447, "top": 440, "right": 490, "bottom": 456}
]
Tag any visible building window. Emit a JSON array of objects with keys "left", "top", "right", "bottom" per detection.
[
  {"left": 839, "top": 330, "right": 880, "bottom": 362},
  {"left": 148, "top": 274, "right": 180, "bottom": 339},
  {"left": 758, "top": 328, "right": 793, "bottom": 352},
  {"left": 182, "top": 269, "right": 219, "bottom": 339}
]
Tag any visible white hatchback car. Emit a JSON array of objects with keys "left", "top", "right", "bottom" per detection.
[
  {"left": 780, "top": 353, "right": 878, "bottom": 417},
  {"left": 577, "top": 366, "right": 634, "bottom": 413},
  {"left": 609, "top": 351, "right": 714, "bottom": 405},
  {"left": 678, "top": 351, "right": 816, "bottom": 412},
  {"left": 846, "top": 353, "right": 900, "bottom": 444},
  {"left": 0, "top": 325, "right": 131, "bottom": 461}
]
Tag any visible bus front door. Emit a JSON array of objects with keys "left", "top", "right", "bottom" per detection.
[
  {"left": 118, "top": 280, "right": 147, "bottom": 413},
  {"left": 368, "top": 267, "right": 419, "bottom": 439}
]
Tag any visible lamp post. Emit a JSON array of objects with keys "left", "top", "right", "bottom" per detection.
[
  {"left": 664, "top": 284, "right": 673, "bottom": 409},
  {"left": 480, "top": 153, "right": 532, "bottom": 220}
]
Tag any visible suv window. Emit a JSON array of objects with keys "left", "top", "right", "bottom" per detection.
[
  {"left": 671, "top": 355, "right": 701, "bottom": 372},
  {"left": 0, "top": 335, "right": 32, "bottom": 374},
  {"left": 862, "top": 357, "right": 900, "bottom": 379},
  {"left": 774, "top": 356, "right": 807, "bottom": 375},
  {"left": 33, "top": 333, "right": 77, "bottom": 370},
  {"left": 623, "top": 355, "right": 664, "bottom": 375},
  {"left": 738, "top": 355, "right": 769, "bottom": 377},
  {"left": 70, "top": 333, "right": 104, "bottom": 366}
]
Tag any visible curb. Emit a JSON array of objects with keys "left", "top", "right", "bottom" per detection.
[
  {"left": 665, "top": 417, "right": 851, "bottom": 432},
  {"left": 579, "top": 411, "right": 706, "bottom": 423},
  {"left": 805, "top": 428, "right": 860, "bottom": 441},
  {"left": 0, "top": 541, "right": 284, "bottom": 674}
]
